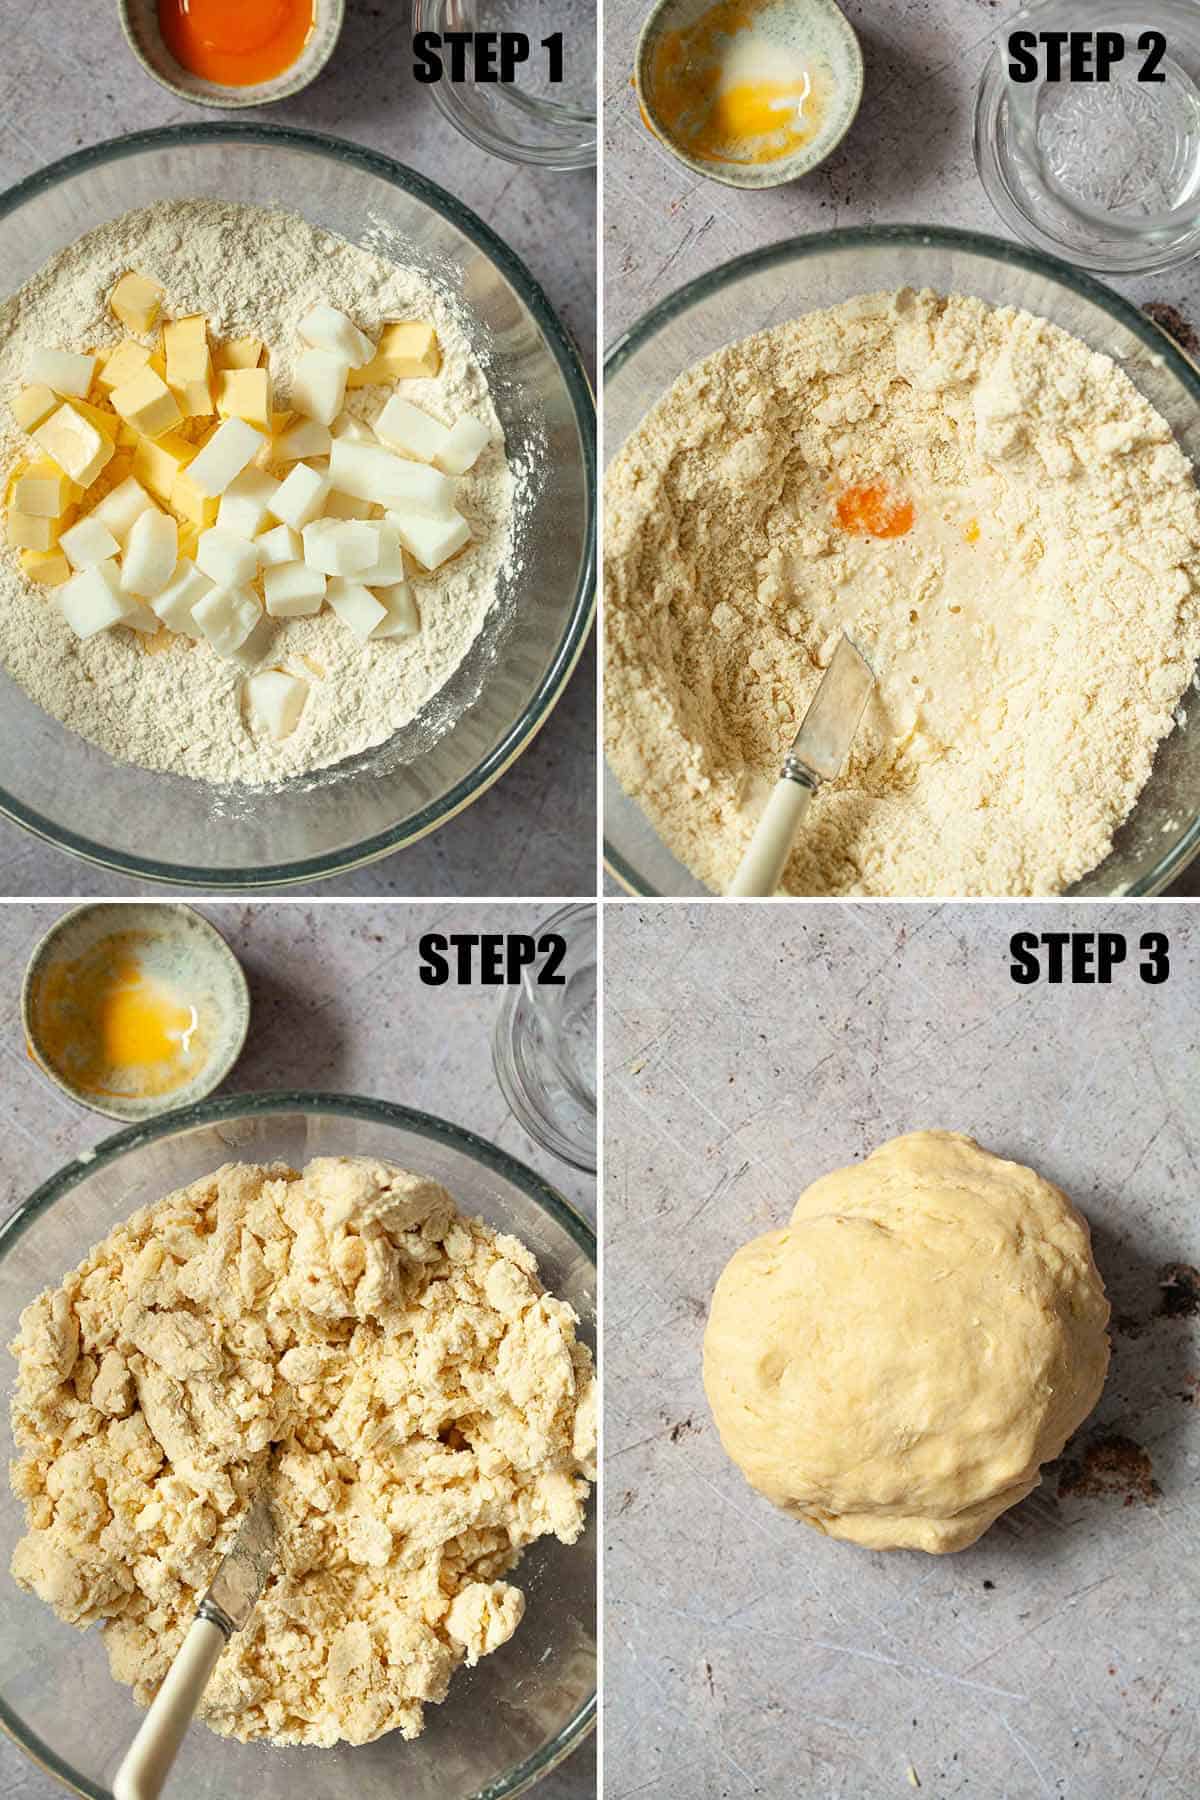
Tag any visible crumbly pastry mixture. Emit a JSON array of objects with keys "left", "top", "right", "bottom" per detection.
[
  {"left": 0, "top": 202, "right": 514, "bottom": 785},
  {"left": 605, "top": 288, "right": 1200, "bottom": 895},
  {"left": 9, "top": 1157, "right": 595, "bottom": 1746}
]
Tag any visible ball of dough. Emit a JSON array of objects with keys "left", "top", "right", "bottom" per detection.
[{"left": 702, "top": 1131, "right": 1110, "bottom": 1553}]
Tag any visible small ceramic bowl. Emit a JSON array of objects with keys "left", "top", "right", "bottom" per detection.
[
  {"left": 119, "top": 0, "right": 345, "bottom": 109},
  {"left": 22, "top": 904, "right": 251, "bottom": 1123},
  {"left": 635, "top": 0, "right": 863, "bottom": 189}
]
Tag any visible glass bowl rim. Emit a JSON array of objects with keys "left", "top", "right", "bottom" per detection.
[
  {"left": 0, "top": 1087, "right": 596, "bottom": 1800},
  {"left": 602, "top": 219, "right": 1200, "bottom": 898},
  {"left": 0, "top": 123, "right": 596, "bottom": 890}
]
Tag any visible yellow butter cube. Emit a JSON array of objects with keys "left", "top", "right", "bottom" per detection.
[
  {"left": 215, "top": 335, "right": 264, "bottom": 371},
  {"left": 133, "top": 430, "right": 195, "bottom": 504},
  {"left": 71, "top": 398, "right": 121, "bottom": 442},
  {"left": 95, "top": 340, "right": 152, "bottom": 392},
  {"left": 270, "top": 410, "right": 295, "bottom": 435},
  {"left": 20, "top": 546, "right": 71, "bottom": 587},
  {"left": 171, "top": 469, "right": 219, "bottom": 530},
  {"left": 11, "top": 385, "right": 58, "bottom": 432},
  {"left": 177, "top": 521, "right": 201, "bottom": 562},
  {"left": 164, "top": 315, "right": 208, "bottom": 356},
  {"left": 170, "top": 371, "right": 216, "bottom": 420},
  {"left": 117, "top": 420, "right": 140, "bottom": 448},
  {"left": 8, "top": 509, "right": 58, "bottom": 552},
  {"left": 216, "top": 367, "right": 272, "bottom": 431},
  {"left": 348, "top": 321, "right": 440, "bottom": 388},
  {"left": 110, "top": 271, "right": 165, "bottom": 335},
  {"left": 13, "top": 459, "right": 74, "bottom": 518},
  {"left": 111, "top": 367, "right": 183, "bottom": 440},
  {"left": 33, "top": 405, "right": 115, "bottom": 488}
]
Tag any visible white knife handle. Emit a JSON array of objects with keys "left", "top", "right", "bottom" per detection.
[
  {"left": 113, "top": 1616, "right": 226, "bottom": 1800},
  {"left": 728, "top": 778, "right": 813, "bottom": 897}
]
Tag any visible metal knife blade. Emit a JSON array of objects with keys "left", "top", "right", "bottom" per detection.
[
  {"left": 201, "top": 1494, "right": 276, "bottom": 1635},
  {"left": 787, "top": 634, "right": 874, "bottom": 784}
]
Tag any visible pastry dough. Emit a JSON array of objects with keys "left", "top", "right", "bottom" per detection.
[{"left": 703, "top": 1132, "right": 1109, "bottom": 1552}]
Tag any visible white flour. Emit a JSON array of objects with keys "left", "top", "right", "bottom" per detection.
[
  {"left": 0, "top": 201, "right": 515, "bottom": 786},
  {"left": 606, "top": 288, "right": 1200, "bottom": 896}
]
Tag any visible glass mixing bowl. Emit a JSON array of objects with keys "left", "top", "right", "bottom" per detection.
[
  {"left": 0, "top": 1093, "right": 596, "bottom": 1799},
  {"left": 0, "top": 126, "right": 595, "bottom": 888},
  {"left": 604, "top": 224, "right": 1200, "bottom": 897}
]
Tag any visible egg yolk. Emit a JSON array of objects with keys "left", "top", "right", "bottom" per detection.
[
  {"left": 158, "top": 0, "right": 314, "bottom": 87},
  {"left": 32, "top": 932, "right": 207, "bottom": 1100},
  {"left": 646, "top": 0, "right": 828, "bottom": 167},
  {"left": 835, "top": 484, "right": 915, "bottom": 539}
]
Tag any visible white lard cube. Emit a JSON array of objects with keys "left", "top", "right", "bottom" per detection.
[
  {"left": 327, "top": 577, "right": 386, "bottom": 641},
  {"left": 121, "top": 508, "right": 179, "bottom": 598},
  {"left": 192, "top": 585, "right": 262, "bottom": 658},
  {"left": 263, "top": 561, "right": 326, "bottom": 618}
]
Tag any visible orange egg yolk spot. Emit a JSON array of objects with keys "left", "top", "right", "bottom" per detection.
[
  {"left": 964, "top": 517, "right": 981, "bottom": 543},
  {"left": 32, "top": 931, "right": 209, "bottom": 1101},
  {"left": 835, "top": 484, "right": 915, "bottom": 539},
  {"left": 158, "top": 0, "right": 314, "bottom": 86}
]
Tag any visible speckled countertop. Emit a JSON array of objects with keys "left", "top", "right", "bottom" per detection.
[
  {"left": 0, "top": 2, "right": 596, "bottom": 898},
  {"left": 0, "top": 902, "right": 596, "bottom": 1799},
  {"left": 605, "top": 901, "right": 1200, "bottom": 1799},
  {"left": 602, "top": 0, "right": 1200, "bottom": 897}
]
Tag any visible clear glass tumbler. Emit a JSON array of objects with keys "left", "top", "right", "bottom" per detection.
[
  {"left": 974, "top": 0, "right": 1200, "bottom": 272},
  {"left": 493, "top": 905, "right": 597, "bottom": 1172}
]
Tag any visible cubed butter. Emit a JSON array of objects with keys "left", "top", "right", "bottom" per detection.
[
  {"left": 291, "top": 348, "right": 348, "bottom": 428},
  {"left": 244, "top": 668, "right": 309, "bottom": 741},
  {"left": 374, "top": 396, "right": 452, "bottom": 465},
  {"left": 34, "top": 405, "right": 115, "bottom": 488},
  {"left": 371, "top": 580, "right": 420, "bottom": 639},
  {"left": 151, "top": 559, "right": 212, "bottom": 639},
  {"left": 59, "top": 561, "right": 133, "bottom": 638},
  {"left": 8, "top": 510, "right": 57, "bottom": 552},
  {"left": 70, "top": 399, "right": 121, "bottom": 443},
  {"left": 255, "top": 522, "right": 302, "bottom": 567},
  {"left": 271, "top": 460, "right": 331, "bottom": 529},
  {"left": 196, "top": 526, "right": 259, "bottom": 589},
  {"left": 95, "top": 340, "right": 152, "bottom": 393},
  {"left": 13, "top": 460, "right": 74, "bottom": 518},
  {"left": 214, "top": 336, "right": 264, "bottom": 371},
  {"left": 192, "top": 585, "right": 262, "bottom": 659},
  {"left": 109, "top": 272, "right": 165, "bottom": 335},
  {"left": 436, "top": 415, "right": 490, "bottom": 475},
  {"left": 301, "top": 518, "right": 380, "bottom": 576},
  {"left": 27, "top": 348, "right": 96, "bottom": 400},
  {"left": 348, "top": 321, "right": 440, "bottom": 387},
  {"left": 273, "top": 418, "right": 332, "bottom": 463},
  {"left": 171, "top": 470, "right": 219, "bottom": 530},
  {"left": 217, "top": 468, "right": 279, "bottom": 539},
  {"left": 387, "top": 507, "right": 471, "bottom": 571},
  {"left": 111, "top": 367, "right": 183, "bottom": 440},
  {"left": 329, "top": 438, "right": 455, "bottom": 516},
  {"left": 133, "top": 431, "right": 195, "bottom": 504},
  {"left": 263, "top": 560, "right": 326, "bottom": 618},
  {"left": 11, "top": 385, "right": 58, "bottom": 432},
  {"left": 216, "top": 367, "right": 273, "bottom": 432},
  {"left": 299, "top": 304, "right": 375, "bottom": 368},
  {"left": 185, "top": 418, "right": 266, "bottom": 497},
  {"left": 92, "top": 476, "right": 155, "bottom": 545},
  {"left": 20, "top": 547, "right": 71, "bottom": 587},
  {"left": 122, "top": 508, "right": 179, "bottom": 598},
  {"left": 60, "top": 515, "right": 120, "bottom": 570},
  {"left": 327, "top": 576, "right": 386, "bottom": 641}
]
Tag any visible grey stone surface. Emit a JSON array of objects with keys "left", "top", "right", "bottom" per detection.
[
  {"left": 0, "top": 3, "right": 596, "bottom": 898},
  {"left": 0, "top": 901, "right": 595, "bottom": 1799},
  {"left": 605, "top": 901, "right": 1200, "bottom": 1799},
  {"left": 603, "top": 0, "right": 1200, "bottom": 895}
]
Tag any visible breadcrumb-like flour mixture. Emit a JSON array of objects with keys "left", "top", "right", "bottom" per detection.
[
  {"left": 9, "top": 1158, "right": 595, "bottom": 1747},
  {"left": 0, "top": 202, "right": 515, "bottom": 786},
  {"left": 605, "top": 288, "right": 1200, "bottom": 895}
]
